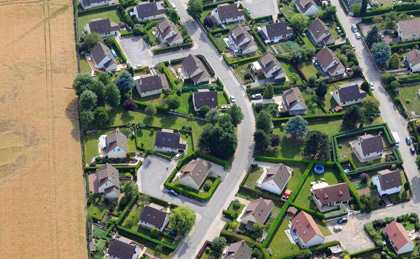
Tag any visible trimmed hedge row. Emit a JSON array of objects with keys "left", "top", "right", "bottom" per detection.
[
  {"left": 239, "top": 3, "right": 253, "bottom": 21},
  {"left": 164, "top": 176, "right": 221, "bottom": 201},
  {"left": 152, "top": 42, "right": 193, "bottom": 54},
  {"left": 334, "top": 13, "right": 346, "bottom": 37},
  {"left": 272, "top": 112, "right": 344, "bottom": 123},
  {"left": 132, "top": 100, "right": 170, "bottom": 114},
  {"left": 208, "top": 32, "right": 224, "bottom": 53},
  {"left": 349, "top": 247, "right": 382, "bottom": 257},
  {"left": 196, "top": 151, "right": 231, "bottom": 169},
  {"left": 290, "top": 202, "right": 325, "bottom": 219},
  {"left": 391, "top": 40, "right": 420, "bottom": 51},
  {"left": 223, "top": 54, "right": 262, "bottom": 66},
  {"left": 117, "top": 226, "right": 178, "bottom": 252},
  {"left": 159, "top": 62, "right": 177, "bottom": 90},
  {"left": 202, "top": 0, "right": 235, "bottom": 10},
  {"left": 109, "top": 37, "right": 127, "bottom": 63},
  {"left": 196, "top": 55, "right": 215, "bottom": 76},
  {"left": 254, "top": 156, "right": 335, "bottom": 166},
  {"left": 78, "top": 4, "right": 117, "bottom": 16},
  {"left": 324, "top": 204, "right": 348, "bottom": 219},
  {"left": 249, "top": 27, "right": 267, "bottom": 52},
  {"left": 336, "top": 163, "right": 365, "bottom": 212},
  {"left": 144, "top": 20, "right": 161, "bottom": 31},
  {"left": 398, "top": 75, "right": 420, "bottom": 84},
  {"left": 253, "top": 15, "right": 273, "bottom": 23},
  {"left": 410, "top": 120, "right": 420, "bottom": 148},
  {"left": 115, "top": 193, "right": 139, "bottom": 226},
  {"left": 339, "top": 0, "right": 350, "bottom": 14}
]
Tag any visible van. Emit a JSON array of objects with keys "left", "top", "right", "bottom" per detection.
[{"left": 392, "top": 132, "right": 400, "bottom": 147}]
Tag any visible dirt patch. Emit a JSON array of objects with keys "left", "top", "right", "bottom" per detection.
[
  {"left": 0, "top": 1, "right": 86, "bottom": 258},
  {"left": 357, "top": 187, "right": 371, "bottom": 196}
]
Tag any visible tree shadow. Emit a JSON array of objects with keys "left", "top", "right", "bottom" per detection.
[{"left": 65, "top": 98, "right": 83, "bottom": 141}]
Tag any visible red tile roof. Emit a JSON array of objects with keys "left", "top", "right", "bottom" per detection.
[
  {"left": 291, "top": 211, "right": 324, "bottom": 243},
  {"left": 384, "top": 221, "right": 414, "bottom": 251}
]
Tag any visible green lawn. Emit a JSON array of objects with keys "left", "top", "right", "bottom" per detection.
[
  {"left": 244, "top": 167, "right": 264, "bottom": 189},
  {"left": 280, "top": 4, "right": 299, "bottom": 20},
  {"left": 78, "top": 10, "right": 122, "bottom": 35},
  {"left": 279, "top": 61, "right": 303, "bottom": 85},
  {"left": 388, "top": 172, "right": 410, "bottom": 203},
  {"left": 300, "top": 34, "right": 316, "bottom": 50},
  {"left": 399, "top": 84, "right": 420, "bottom": 115},
  {"left": 270, "top": 41, "right": 301, "bottom": 54},
  {"left": 315, "top": 218, "right": 332, "bottom": 236},
  {"left": 80, "top": 57, "right": 91, "bottom": 74},
  {"left": 285, "top": 163, "right": 310, "bottom": 192},
  {"left": 300, "top": 89, "right": 325, "bottom": 115},
  {"left": 298, "top": 60, "right": 318, "bottom": 77},
  {"left": 293, "top": 169, "right": 341, "bottom": 210},
  {"left": 269, "top": 218, "right": 302, "bottom": 258},
  {"left": 88, "top": 203, "right": 109, "bottom": 221},
  {"left": 233, "top": 63, "right": 255, "bottom": 84}
]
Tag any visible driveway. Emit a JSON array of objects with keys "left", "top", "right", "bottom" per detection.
[
  {"left": 240, "top": 0, "right": 279, "bottom": 20},
  {"left": 117, "top": 35, "right": 153, "bottom": 67},
  {"left": 137, "top": 155, "right": 177, "bottom": 193}
]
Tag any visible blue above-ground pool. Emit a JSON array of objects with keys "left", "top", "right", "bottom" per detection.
[{"left": 314, "top": 164, "right": 325, "bottom": 174}]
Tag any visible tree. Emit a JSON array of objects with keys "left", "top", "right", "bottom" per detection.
[
  {"left": 187, "top": 113, "right": 194, "bottom": 121},
  {"left": 162, "top": 88, "right": 173, "bottom": 96},
  {"left": 165, "top": 95, "right": 181, "bottom": 110},
  {"left": 256, "top": 111, "right": 272, "bottom": 132},
  {"left": 361, "top": 0, "right": 368, "bottom": 15},
  {"left": 84, "top": 33, "right": 103, "bottom": 50},
  {"left": 80, "top": 110, "right": 94, "bottom": 126},
  {"left": 253, "top": 222, "right": 264, "bottom": 236},
  {"left": 389, "top": 80, "right": 400, "bottom": 91},
  {"left": 365, "top": 26, "right": 382, "bottom": 48},
  {"left": 133, "top": 24, "right": 143, "bottom": 36},
  {"left": 212, "top": 237, "right": 227, "bottom": 255},
  {"left": 308, "top": 75, "right": 317, "bottom": 87},
  {"left": 263, "top": 84, "right": 274, "bottom": 99},
  {"left": 404, "top": 181, "right": 410, "bottom": 191},
  {"left": 123, "top": 99, "right": 138, "bottom": 111},
  {"left": 284, "top": 116, "right": 309, "bottom": 138},
  {"left": 145, "top": 104, "right": 157, "bottom": 117},
  {"left": 150, "top": 227, "right": 159, "bottom": 238},
  {"left": 198, "top": 125, "right": 213, "bottom": 151},
  {"left": 168, "top": 8, "right": 179, "bottom": 23},
  {"left": 79, "top": 90, "right": 98, "bottom": 111},
  {"left": 115, "top": 71, "right": 135, "bottom": 92},
  {"left": 290, "top": 73, "right": 300, "bottom": 84},
  {"left": 203, "top": 180, "right": 212, "bottom": 191},
  {"left": 290, "top": 13, "right": 308, "bottom": 33},
  {"left": 205, "top": 108, "right": 220, "bottom": 124},
  {"left": 200, "top": 105, "right": 210, "bottom": 115},
  {"left": 363, "top": 96, "right": 380, "bottom": 110},
  {"left": 254, "top": 130, "right": 271, "bottom": 153},
  {"left": 371, "top": 42, "right": 391, "bottom": 65},
  {"left": 91, "top": 81, "right": 106, "bottom": 106},
  {"left": 271, "top": 134, "right": 281, "bottom": 147},
  {"left": 105, "top": 83, "right": 121, "bottom": 108},
  {"left": 361, "top": 81, "right": 370, "bottom": 92},
  {"left": 73, "top": 74, "right": 95, "bottom": 96},
  {"left": 204, "top": 16, "right": 214, "bottom": 28},
  {"left": 342, "top": 106, "right": 365, "bottom": 128},
  {"left": 389, "top": 53, "right": 400, "bottom": 69},
  {"left": 351, "top": 3, "right": 361, "bottom": 15},
  {"left": 217, "top": 132, "right": 237, "bottom": 158},
  {"left": 229, "top": 221, "right": 238, "bottom": 230},
  {"left": 360, "top": 173, "right": 369, "bottom": 183},
  {"left": 187, "top": 0, "right": 203, "bottom": 19},
  {"left": 94, "top": 107, "right": 110, "bottom": 125},
  {"left": 232, "top": 200, "right": 241, "bottom": 210},
  {"left": 226, "top": 104, "right": 244, "bottom": 127},
  {"left": 121, "top": 182, "right": 137, "bottom": 200},
  {"left": 315, "top": 80, "right": 327, "bottom": 97},
  {"left": 218, "top": 113, "right": 233, "bottom": 126},
  {"left": 169, "top": 206, "right": 196, "bottom": 235}
]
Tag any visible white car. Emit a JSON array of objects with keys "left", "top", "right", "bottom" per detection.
[
  {"left": 355, "top": 32, "right": 361, "bottom": 39},
  {"left": 230, "top": 96, "right": 236, "bottom": 103},
  {"left": 370, "top": 82, "right": 374, "bottom": 90},
  {"left": 351, "top": 24, "right": 358, "bottom": 32},
  {"left": 333, "top": 226, "right": 343, "bottom": 232},
  {"left": 171, "top": 3, "right": 177, "bottom": 10}
]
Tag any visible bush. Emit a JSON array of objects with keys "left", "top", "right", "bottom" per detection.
[{"left": 203, "top": 180, "right": 212, "bottom": 192}]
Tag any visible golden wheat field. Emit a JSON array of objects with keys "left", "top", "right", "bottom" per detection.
[{"left": 0, "top": 0, "right": 86, "bottom": 258}]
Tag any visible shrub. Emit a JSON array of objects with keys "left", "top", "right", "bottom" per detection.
[
  {"left": 203, "top": 180, "right": 212, "bottom": 192},
  {"left": 150, "top": 227, "right": 159, "bottom": 238}
]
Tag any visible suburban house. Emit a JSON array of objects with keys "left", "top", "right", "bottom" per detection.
[
  {"left": 100, "top": 128, "right": 128, "bottom": 159},
  {"left": 80, "top": 0, "right": 117, "bottom": 10},
  {"left": 331, "top": 84, "right": 367, "bottom": 107},
  {"left": 84, "top": 18, "right": 119, "bottom": 37},
  {"left": 260, "top": 21, "right": 294, "bottom": 43},
  {"left": 281, "top": 87, "right": 307, "bottom": 116},
  {"left": 291, "top": 211, "right": 325, "bottom": 248},
  {"left": 156, "top": 18, "right": 184, "bottom": 46},
  {"left": 383, "top": 221, "right": 415, "bottom": 254},
  {"left": 307, "top": 18, "right": 336, "bottom": 46},
  {"left": 154, "top": 129, "right": 187, "bottom": 154},
  {"left": 315, "top": 47, "right": 345, "bottom": 77},
  {"left": 222, "top": 240, "right": 252, "bottom": 259},
  {"left": 352, "top": 134, "right": 384, "bottom": 162},
  {"left": 397, "top": 19, "right": 420, "bottom": 42},
  {"left": 311, "top": 182, "right": 350, "bottom": 212},
  {"left": 192, "top": 89, "right": 218, "bottom": 112},
  {"left": 94, "top": 163, "right": 120, "bottom": 200},
  {"left": 90, "top": 42, "right": 117, "bottom": 72},
  {"left": 258, "top": 163, "right": 292, "bottom": 195},
  {"left": 181, "top": 54, "right": 210, "bottom": 85},
  {"left": 252, "top": 52, "right": 286, "bottom": 81},
  {"left": 132, "top": 2, "right": 165, "bottom": 22},
  {"left": 295, "top": 0, "right": 319, "bottom": 16},
  {"left": 133, "top": 74, "right": 168, "bottom": 97},
  {"left": 107, "top": 238, "right": 141, "bottom": 259},
  {"left": 240, "top": 198, "right": 274, "bottom": 230},
  {"left": 139, "top": 203, "right": 170, "bottom": 232},
  {"left": 213, "top": 3, "right": 245, "bottom": 24},
  {"left": 372, "top": 170, "right": 403, "bottom": 196},
  {"left": 179, "top": 159, "right": 212, "bottom": 190},
  {"left": 228, "top": 25, "right": 258, "bottom": 55},
  {"left": 406, "top": 49, "right": 420, "bottom": 73}
]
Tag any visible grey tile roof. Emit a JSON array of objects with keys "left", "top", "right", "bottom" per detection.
[
  {"left": 139, "top": 204, "right": 169, "bottom": 229},
  {"left": 88, "top": 18, "right": 119, "bottom": 34},
  {"left": 193, "top": 90, "right": 218, "bottom": 109},
  {"left": 216, "top": 3, "right": 245, "bottom": 21},
  {"left": 157, "top": 17, "right": 182, "bottom": 40},
  {"left": 181, "top": 54, "right": 210, "bottom": 83},
  {"left": 378, "top": 170, "right": 402, "bottom": 190},
  {"left": 105, "top": 128, "right": 128, "bottom": 154},
  {"left": 398, "top": 19, "right": 420, "bottom": 37},
  {"left": 282, "top": 87, "right": 307, "bottom": 111},
  {"left": 406, "top": 49, "right": 420, "bottom": 67},
  {"left": 242, "top": 198, "right": 274, "bottom": 225},
  {"left": 258, "top": 51, "right": 284, "bottom": 75},
  {"left": 337, "top": 84, "right": 366, "bottom": 103},
  {"left": 81, "top": 0, "right": 107, "bottom": 8},
  {"left": 263, "top": 163, "right": 292, "bottom": 191},
  {"left": 90, "top": 42, "right": 116, "bottom": 68},
  {"left": 296, "top": 0, "right": 317, "bottom": 13},
  {"left": 262, "top": 21, "right": 294, "bottom": 39},
  {"left": 229, "top": 25, "right": 256, "bottom": 52},
  {"left": 108, "top": 239, "right": 136, "bottom": 259},
  {"left": 136, "top": 74, "right": 168, "bottom": 93},
  {"left": 358, "top": 134, "right": 384, "bottom": 155},
  {"left": 222, "top": 240, "right": 252, "bottom": 259},
  {"left": 312, "top": 182, "right": 351, "bottom": 206},
  {"left": 96, "top": 163, "right": 120, "bottom": 188},
  {"left": 154, "top": 131, "right": 187, "bottom": 150},
  {"left": 135, "top": 2, "right": 165, "bottom": 19},
  {"left": 181, "top": 159, "right": 212, "bottom": 186},
  {"left": 308, "top": 18, "right": 332, "bottom": 42},
  {"left": 315, "top": 47, "right": 344, "bottom": 75}
]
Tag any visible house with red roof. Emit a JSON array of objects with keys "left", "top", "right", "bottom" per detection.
[
  {"left": 291, "top": 211, "right": 325, "bottom": 248},
  {"left": 383, "top": 221, "right": 414, "bottom": 254}
]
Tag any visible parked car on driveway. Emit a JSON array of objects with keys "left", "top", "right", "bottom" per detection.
[
  {"left": 355, "top": 32, "right": 361, "bottom": 39},
  {"left": 351, "top": 24, "right": 358, "bottom": 32},
  {"left": 410, "top": 147, "right": 416, "bottom": 155},
  {"left": 334, "top": 226, "right": 343, "bottom": 232},
  {"left": 168, "top": 189, "right": 179, "bottom": 196},
  {"left": 406, "top": 137, "right": 412, "bottom": 145},
  {"left": 370, "top": 82, "right": 374, "bottom": 90},
  {"left": 230, "top": 96, "right": 236, "bottom": 103},
  {"left": 338, "top": 217, "right": 348, "bottom": 224}
]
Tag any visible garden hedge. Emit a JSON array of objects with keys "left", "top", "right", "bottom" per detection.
[
  {"left": 391, "top": 40, "right": 420, "bottom": 52},
  {"left": 223, "top": 54, "right": 262, "bottom": 66},
  {"left": 120, "top": 31, "right": 133, "bottom": 37},
  {"left": 253, "top": 156, "right": 334, "bottom": 166},
  {"left": 253, "top": 15, "right": 273, "bottom": 23},
  {"left": 152, "top": 42, "right": 193, "bottom": 54},
  {"left": 159, "top": 62, "right": 177, "bottom": 90},
  {"left": 339, "top": 0, "right": 349, "bottom": 14},
  {"left": 336, "top": 163, "right": 365, "bottom": 212},
  {"left": 249, "top": 27, "right": 268, "bottom": 52},
  {"left": 196, "top": 55, "right": 215, "bottom": 76},
  {"left": 208, "top": 32, "right": 224, "bottom": 53},
  {"left": 349, "top": 247, "right": 382, "bottom": 257},
  {"left": 117, "top": 226, "right": 178, "bottom": 252},
  {"left": 132, "top": 100, "right": 169, "bottom": 114},
  {"left": 290, "top": 202, "right": 325, "bottom": 219},
  {"left": 78, "top": 4, "right": 117, "bottom": 15},
  {"left": 272, "top": 112, "right": 344, "bottom": 123},
  {"left": 144, "top": 20, "right": 161, "bottom": 31},
  {"left": 164, "top": 176, "right": 221, "bottom": 201},
  {"left": 410, "top": 120, "right": 420, "bottom": 147},
  {"left": 202, "top": 0, "right": 235, "bottom": 10},
  {"left": 109, "top": 37, "right": 127, "bottom": 63},
  {"left": 324, "top": 204, "right": 348, "bottom": 219},
  {"left": 397, "top": 75, "right": 420, "bottom": 84},
  {"left": 239, "top": 3, "right": 253, "bottom": 21},
  {"left": 334, "top": 13, "right": 346, "bottom": 37},
  {"left": 196, "top": 151, "right": 231, "bottom": 169}
]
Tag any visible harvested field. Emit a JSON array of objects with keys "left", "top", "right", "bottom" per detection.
[{"left": 0, "top": 1, "right": 86, "bottom": 258}]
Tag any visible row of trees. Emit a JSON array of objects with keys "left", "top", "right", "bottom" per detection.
[{"left": 365, "top": 26, "right": 392, "bottom": 67}]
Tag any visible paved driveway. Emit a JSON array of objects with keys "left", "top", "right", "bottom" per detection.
[
  {"left": 137, "top": 155, "right": 177, "bottom": 193},
  {"left": 117, "top": 36, "right": 153, "bottom": 67},
  {"left": 240, "top": 0, "right": 279, "bottom": 20}
]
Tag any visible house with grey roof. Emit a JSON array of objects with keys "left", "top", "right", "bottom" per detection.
[
  {"left": 192, "top": 89, "right": 218, "bottom": 112},
  {"left": 132, "top": 2, "right": 165, "bottom": 22},
  {"left": 258, "top": 163, "right": 292, "bottom": 195},
  {"left": 94, "top": 163, "right": 120, "bottom": 200},
  {"left": 372, "top": 170, "right": 403, "bottom": 196},
  {"left": 406, "top": 49, "right": 420, "bottom": 73},
  {"left": 179, "top": 159, "right": 212, "bottom": 190},
  {"left": 139, "top": 203, "right": 170, "bottom": 232},
  {"left": 100, "top": 128, "right": 128, "bottom": 159},
  {"left": 212, "top": 3, "right": 245, "bottom": 24},
  {"left": 397, "top": 19, "right": 420, "bottom": 42},
  {"left": 295, "top": 0, "right": 319, "bottom": 16},
  {"left": 90, "top": 42, "right": 117, "bottom": 72},
  {"left": 240, "top": 198, "right": 274, "bottom": 231},
  {"left": 260, "top": 21, "right": 294, "bottom": 43},
  {"left": 307, "top": 18, "right": 336, "bottom": 46},
  {"left": 353, "top": 134, "right": 384, "bottom": 162},
  {"left": 332, "top": 84, "right": 366, "bottom": 107},
  {"left": 84, "top": 18, "right": 119, "bottom": 38},
  {"left": 315, "top": 47, "right": 345, "bottom": 77},
  {"left": 311, "top": 182, "right": 350, "bottom": 212},
  {"left": 107, "top": 238, "right": 141, "bottom": 259},
  {"left": 80, "top": 0, "right": 115, "bottom": 10},
  {"left": 222, "top": 240, "right": 252, "bottom": 259},
  {"left": 281, "top": 87, "right": 307, "bottom": 115},
  {"left": 154, "top": 129, "right": 187, "bottom": 154},
  {"left": 156, "top": 18, "right": 184, "bottom": 46},
  {"left": 134, "top": 74, "right": 168, "bottom": 97},
  {"left": 181, "top": 54, "right": 210, "bottom": 85},
  {"left": 228, "top": 25, "right": 257, "bottom": 55},
  {"left": 252, "top": 52, "right": 286, "bottom": 81}
]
